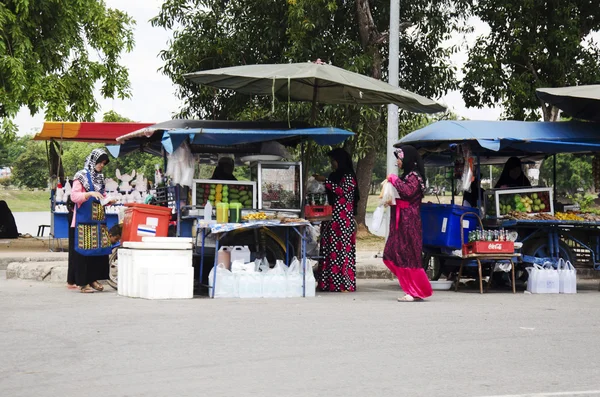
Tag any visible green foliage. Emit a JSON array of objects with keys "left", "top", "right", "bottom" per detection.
[
  {"left": 461, "top": 1, "right": 600, "bottom": 121},
  {"left": 569, "top": 192, "right": 596, "bottom": 212},
  {"left": 151, "top": 0, "right": 468, "bottom": 151},
  {"left": 540, "top": 154, "right": 593, "bottom": 195},
  {"left": 0, "top": 0, "right": 135, "bottom": 141},
  {"left": 0, "top": 176, "right": 12, "bottom": 188},
  {"left": 0, "top": 135, "right": 29, "bottom": 167},
  {"left": 12, "top": 140, "right": 48, "bottom": 189}
]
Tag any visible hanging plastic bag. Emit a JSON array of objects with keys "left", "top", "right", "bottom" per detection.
[
  {"left": 307, "top": 177, "right": 326, "bottom": 194},
  {"left": 286, "top": 257, "right": 303, "bottom": 298},
  {"left": 557, "top": 259, "right": 577, "bottom": 294},
  {"left": 379, "top": 180, "right": 400, "bottom": 206},
  {"left": 166, "top": 141, "right": 195, "bottom": 188},
  {"left": 262, "top": 260, "right": 288, "bottom": 298},
  {"left": 370, "top": 205, "right": 386, "bottom": 234},
  {"left": 208, "top": 263, "right": 237, "bottom": 298}
]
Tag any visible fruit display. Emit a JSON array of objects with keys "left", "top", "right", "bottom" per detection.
[
  {"left": 485, "top": 188, "right": 552, "bottom": 217},
  {"left": 555, "top": 212, "right": 585, "bottom": 221},
  {"left": 195, "top": 181, "right": 254, "bottom": 207},
  {"left": 242, "top": 212, "right": 270, "bottom": 221}
]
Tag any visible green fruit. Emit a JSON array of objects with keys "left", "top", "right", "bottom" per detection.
[
  {"left": 533, "top": 205, "right": 540, "bottom": 211},
  {"left": 540, "top": 204, "right": 546, "bottom": 210},
  {"left": 532, "top": 193, "right": 538, "bottom": 199},
  {"left": 534, "top": 199, "right": 541, "bottom": 205},
  {"left": 208, "top": 194, "right": 215, "bottom": 200}
]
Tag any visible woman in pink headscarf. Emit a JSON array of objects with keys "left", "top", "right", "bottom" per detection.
[{"left": 383, "top": 145, "right": 433, "bottom": 302}]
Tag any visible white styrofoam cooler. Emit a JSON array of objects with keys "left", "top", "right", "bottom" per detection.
[{"left": 118, "top": 238, "right": 193, "bottom": 300}]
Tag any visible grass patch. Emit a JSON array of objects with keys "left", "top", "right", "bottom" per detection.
[{"left": 0, "top": 189, "right": 50, "bottom": 212}]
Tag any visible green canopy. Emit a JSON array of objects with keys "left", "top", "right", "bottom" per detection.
[
  {"left": 536, "top": 85, "right": 600, "bottom": 122},
  {"left": 184, "top": 62, "right": 446, "bottom": 114}
]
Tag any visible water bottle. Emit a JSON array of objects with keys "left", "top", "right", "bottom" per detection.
[{"left": 204, "top": 200, "right": 213, "bottom": 221}]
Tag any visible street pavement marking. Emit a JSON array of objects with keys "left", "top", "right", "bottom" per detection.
[{"left": 477, "top": 391, "right": 600, "bottom": 397}]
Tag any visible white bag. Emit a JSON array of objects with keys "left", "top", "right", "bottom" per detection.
[
  {"left": 557, "top": 258, "right": 577, "bottom": 294},
  {"left": 370, "top": 205, "right": 386, "bottom": 234},
  {"left": 526, "top": 264, "right": 543, "bottom": 293},
  {"left": 302, "top": 259, "right": 316, "bottom": 297},
  {"left": 380, "top": 180, "right": 400, "bottom": 206},
  {"left": 543, "top": 263, "right": 560, "bottom": 294},
  {"left": 237, "top": 272, "right": 263, "bottom": 298},
  {"left": 262, "top": 260, "right": 288, "bottom": 298},
  {"left": 286, "top": 257, "right": 303, "bottom": 298},
  {"left": 208, "top": 264, "right": 237, "bottom": 298}
]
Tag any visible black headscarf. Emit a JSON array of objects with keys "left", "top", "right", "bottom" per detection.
[
  {"left": 395, "top": 145, "right": 427, "bottom": 193},
  {"left": 327, "top": 148, "right": 360, "bottom": 215},
  {"left": 495, "top": 156, "right": 531, "bottom": 188},
  {"left": 211, "top": 157, "right": 237, "bottom": 181}
]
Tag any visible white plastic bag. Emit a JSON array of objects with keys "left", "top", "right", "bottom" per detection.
[
  {"left": 557, "top": 259, "right": 577, "bottom": 294},
  {"left": 166, "top": 141, "right": 195, "bottom": 188},
  {"left": 237, "top": 272, "right": 263, "bottom": 298},
  {"left": 544, "top": 263, "right": 560, "bottom": 294},
  {"left": 379, "top": 180, "right": 399, "bottom": 206},
  {"left": 262, "top": 260, "right": 288, "bottom": 298},
  {"left": 370, "top": 205, "right": 386, "bottom": 234},
  {"left": 302, "top": 259, "right": 316, "bottom": 297},
  {"left": 208, "top": 264, "right": 237, "bottom": 298},
  {"left": 286, "top": 257, "right": 303, "bottom": 298},
  {"left": 526, "top": 264, "right": 543, "bottom": 293},
  {"left": 307, "top": 177, "right": 326, "bottom": 194}
]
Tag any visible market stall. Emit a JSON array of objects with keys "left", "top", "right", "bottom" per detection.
[
  {"left": 397, "top": 120, "right": 600, "bottom": 283},
  {"left": 32, "top": 121, "right": 155, "bottom": 246},
  {"left": 114, "top": 119, "right": 355, "bottom": 297}
]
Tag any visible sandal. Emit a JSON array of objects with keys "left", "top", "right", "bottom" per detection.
[
  {"left": 80, "top": 285, "right": 95, "bottom": 293},
  {"left": 90, "top": 281, "right": 104, "bottom": 292},
  {"left": 67, "top": 284, "right": 78, "bottom": 290},
  {"left": 397, "top": 294, "right": 415, "bottom": 302}
]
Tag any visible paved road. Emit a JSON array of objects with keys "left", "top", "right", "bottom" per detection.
[{"left": 1, "top": 274, "right": 600, "bottom": 397}]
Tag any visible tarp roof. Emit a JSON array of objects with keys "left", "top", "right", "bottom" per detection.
[
  {"left": 397, "top": 120, "right": 600, "bottom": 165},
  {"left": 33, "top": 122, "right": 154, "bottom": 143},
  {"left": 111, "top": 119, "right": 354, "bottom": 157},
  {"left": 536, "top": 85, "right": 600, "bottom": 122}
]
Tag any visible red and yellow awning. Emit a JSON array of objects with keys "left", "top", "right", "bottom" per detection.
[{"left": 33, "top": 122, "right": 155, "bottom": 143}]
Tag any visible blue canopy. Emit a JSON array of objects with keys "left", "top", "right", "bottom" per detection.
[
  {"left": 398, "top": 120, "right": 600, "bottom": 155},
  {"left": 165, "top": 127, "right": 354, "bottom": 153}
]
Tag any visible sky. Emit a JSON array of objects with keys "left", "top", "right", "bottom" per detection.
[{"left": 15, "top": 1, "right": 508, "bottom": 136}]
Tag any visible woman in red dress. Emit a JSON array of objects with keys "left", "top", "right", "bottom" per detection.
[
  {"left": 384, "top": 145, "right": 433, "bottom": 302},
  {"left": 314, "top": 148, "right": 359, "bottom": 292}
]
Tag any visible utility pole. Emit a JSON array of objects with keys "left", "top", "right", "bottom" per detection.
[{"left": 387, "top": 0, "right": 400, "bottom": 177}]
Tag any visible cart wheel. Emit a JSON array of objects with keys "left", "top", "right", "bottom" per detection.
[
  {"left": 521, "top": 238, "right": 575, "bottom": 280},
  {"left": 106, "top": 248, "right": 118, "bottom": 290},
  {"left": 220, "top": 229, "right": 288, "bottom": 264}
]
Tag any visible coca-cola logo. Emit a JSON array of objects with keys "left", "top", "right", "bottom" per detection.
[{"left": 488, "top": 243, "right": 503, "bottom": 250}]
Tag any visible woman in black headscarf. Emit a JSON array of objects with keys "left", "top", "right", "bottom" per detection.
[
  {"left": 495, "top": 157, "right": 531, "bottom": 188},
  {"left": 313, "top": 148, "right": 359, "bottom": 292},
  {"left": 383, "top": 145, "right": 433, "bottom": 302},
  {"left": 211, "top": 157, "right": 237, "bottom": 181}
]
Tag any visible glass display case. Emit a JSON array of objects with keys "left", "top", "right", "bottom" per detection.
[
  {"left": 484, "top": 187, "right": 554, "bottom": 218},
  {"left": 191, "top": 179, "right": 257, "bottom": 208},
  {"left": 250, "top": 161, "right": 302, "bottom": 212}
]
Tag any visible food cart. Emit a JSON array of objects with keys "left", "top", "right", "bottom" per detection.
[
  {"left": 397, "top": 120, "right": 600, "bottom": 282},
  {"left": 114, "top": 119, "right": 355, "bottom": 297}
]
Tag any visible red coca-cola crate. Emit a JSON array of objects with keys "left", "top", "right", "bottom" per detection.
[
  {"left": 304, "top": 205, "right": 332, "bottom": 219},
  {"left": 462, "top": 241, "right": 515, "bottom": 256}
]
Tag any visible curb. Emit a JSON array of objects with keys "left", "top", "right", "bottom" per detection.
[
  {"left": 6, "top": 261, "right": 67, "bottom": 282},
  {"left": 0, "top": 253, "right": 68, "bottom": 270}
]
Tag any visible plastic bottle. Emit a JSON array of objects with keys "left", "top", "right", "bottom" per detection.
[{"left": 204, "top": 200, "right": 213, "bottom": 221}]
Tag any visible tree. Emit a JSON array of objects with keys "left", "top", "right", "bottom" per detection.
[
  {"left": 152, "top": 0, "right": 469, "bottom": 227},
  {"left": 461, "top": 1, "right": 600, "bottom": 121},
  {"left": 12, "top": 140, "right": 47, "bottom": 189},
  {"left": 540, "top": 154, "right": 593, "bottom": 196},
  {"left": 0, "top": 135, "right": 29, "bottom": 167},
  {"left": 0, "top": 1, "right": 135, "bottom": 141}
]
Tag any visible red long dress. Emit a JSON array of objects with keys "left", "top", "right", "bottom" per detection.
[
  {"left": 383, "top": 172, "right": 433, "bottom": 299},
  {"left": 317, "top": 174, "right": 357, "bottom": 292}
]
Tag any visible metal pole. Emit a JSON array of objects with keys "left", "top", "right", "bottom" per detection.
[{"left": 386, "top": 0, "right": 400, "bottom": 177}]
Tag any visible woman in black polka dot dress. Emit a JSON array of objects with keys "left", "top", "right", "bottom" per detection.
[{"left": 313, "top": 149, "right": 359, "bottom": 292}]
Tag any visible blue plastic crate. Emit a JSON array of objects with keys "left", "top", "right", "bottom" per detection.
[{"left": 420, "top": 203, "right": 479, "bottom": 249}]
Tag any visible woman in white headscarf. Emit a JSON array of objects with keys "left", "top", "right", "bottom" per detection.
[{"left": 67, "top": 148, "right": 113, "bottom": 293}]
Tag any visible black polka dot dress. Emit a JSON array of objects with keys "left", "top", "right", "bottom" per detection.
[{"left": 317, "top": 175, "right": 357, "bottom": 292}]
